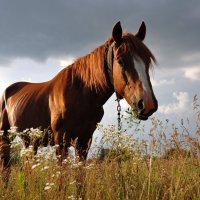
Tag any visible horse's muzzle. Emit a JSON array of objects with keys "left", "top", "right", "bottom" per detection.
[{"left": 138, "top": 99, "right": 158, "bottom": 120}]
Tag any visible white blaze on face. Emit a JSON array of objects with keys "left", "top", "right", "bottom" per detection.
[{"left": 134, "top": 58, "right": 151, "bottom": 94}]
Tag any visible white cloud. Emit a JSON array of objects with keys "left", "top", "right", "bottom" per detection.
[
  {"left": 183, "top": 67, "right": 200, "bottom": 81},
  {"left": 0, "top": 57, "right": 74, "bottom": 95},
  {"left": 0, "top": 86, "right": 4, "bottom": 96},
  {"left": 158, "top": 92, "right": 189, "bottom": 114},
  {"left": 181, "top": 52, "right": 200, "bottom": 63},
  {"left": 0, "top": 76, "right": 10, "bottom": 95},
  {"left": 151, "top": 79, "right": 175, "bottom": 87},
  {"left": 59, "top": 57, "right": 74, "bottom": 70},
  {"left": 59, "top": 57, "right": 75, "bottom": 71},
  {"left": 21, "top": 77, "right": 32, "bottom": 82}
]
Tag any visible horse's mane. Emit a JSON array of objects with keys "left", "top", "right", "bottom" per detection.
[
  {"left": 71, "top": 39, "right": 113, "bottom": 92},
  {"left": 71, "top": 33, "right": 156, "bottom": 92}
]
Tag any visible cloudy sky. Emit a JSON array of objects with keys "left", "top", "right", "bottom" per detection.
[{"left": 0, "top": 0, "right": 200, "bottom": 140}]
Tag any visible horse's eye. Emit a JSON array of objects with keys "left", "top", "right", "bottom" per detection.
[{"left": 118, "top": 59, "right": 125, "bottom": 67}]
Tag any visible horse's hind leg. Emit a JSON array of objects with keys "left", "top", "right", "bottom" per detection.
[
  {"left": 0, "top": 141, "right": 11, "bottom": 182},
  {"left": 0, "top": 109, "right": 11, "bottom": 182}
]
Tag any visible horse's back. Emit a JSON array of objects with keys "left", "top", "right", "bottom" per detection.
[{"left": 4, "top": 82, "right": 30, "bottom": 100}]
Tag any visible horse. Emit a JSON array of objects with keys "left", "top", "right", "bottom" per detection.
[{"left": 0, "top": 21, "right": 158, "bottom": 171}]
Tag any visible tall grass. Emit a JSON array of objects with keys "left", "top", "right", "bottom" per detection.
[{"left": 0, "top": 95, "right": 200, "bottom": 200}]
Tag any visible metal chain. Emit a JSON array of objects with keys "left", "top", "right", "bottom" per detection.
[{"left": 116, "top": 97, "right": 122, "bottom": 132}]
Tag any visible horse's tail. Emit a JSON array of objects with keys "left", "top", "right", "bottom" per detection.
[
  {"left": 0, "top": 88, "right": 8, "bottom": 119},
  {"left": 0, "top": 95, "right": 2, "bottom": 118},
  {"left": 0, "top": 91, "right": 5, "bottom": 121},
  {"left": 0, "top": 89, "right": 10, "bottom": 137}
]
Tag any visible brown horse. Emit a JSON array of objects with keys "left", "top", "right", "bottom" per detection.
[{"left": 0, "top": 21, "right": 158, "bottom": 169}]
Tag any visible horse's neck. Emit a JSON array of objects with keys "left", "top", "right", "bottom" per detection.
[
  {"left": 93, "top": 87, "right": 114, "bottom": 108},
  {"left": 51, "top": 64, "right": 114, "bottom": 109},
  {"left": 72, "top": 71, "right": 114, "bottom": 108},
  {"left": 70, "top": 44, "right": 114, "bottom": 107}
]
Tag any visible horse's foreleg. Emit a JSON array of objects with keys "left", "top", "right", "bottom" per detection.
[
  {"left": 62, "top": 132, "right": 71, "bottom": 159},
  {"left": 53, "top": 130, "right": 63, "bottom": 161},
  {"left": 32, "top": 127, "right": 53, "bottom": 155},
  {"left": 73, "top": 138, "right": 92, "bottom": 199},
  {"left": 52, "top": 129, "right": 70, "bottom": 163},
  {"left": 75, "top": 108, "right": 104, "bottom": 161},
  {"left": 75, "top": 138, "right": 92, "bottom": 161}
]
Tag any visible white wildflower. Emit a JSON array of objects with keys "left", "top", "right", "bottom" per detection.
[
  {"left": 68, "top": 195, "right": 82, "bottom": 200},
  {"left": 41, "top": 166, "right": 49, "bottom": 171},
  {"left": 56, "top": 171, "right": 61, "bottom": 176},
  {"left": 69, "top": 180, "right": 76, "bottom": 185},
  {"left": 71, "top": 163, "right": 78, "bottom": 168},
  {"left": 31, "top": 163, "right": 41, "bottom": 170},
  {"left": 0, "top": 130, "right": 4, "bottom": 136},
  {"left": 85, "top": 163, "right": 94, "bottom": 170},
  {"left": 78, "top": 161, "right": 83, "bottom": 166},
  {"left": 44, "top": 186, "right": 51, "bottom": 190},
  {"left": 10, "top": 141, "right": 21, "bottom": 148},
  {"left": 44, "top": 182, "right": 54, "bottom": 190},
  {"left": 71, "top": 161, "right": 83, "bottom": 169}
]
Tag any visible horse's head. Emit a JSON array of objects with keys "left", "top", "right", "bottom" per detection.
[{"left": 110, "top": 21, "right": 158, "bottom": 120}]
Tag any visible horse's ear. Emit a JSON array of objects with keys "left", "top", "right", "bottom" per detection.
[
  {"left": 135, "top": 21, "right": 146, "bottom": 41},
  {"left": 112, "top": 21, "right": 123, "bottom": 44}
]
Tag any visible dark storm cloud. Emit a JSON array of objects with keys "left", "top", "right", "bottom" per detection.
[{"left": 0, "top": 0, "right": 200, "bottom": 67}]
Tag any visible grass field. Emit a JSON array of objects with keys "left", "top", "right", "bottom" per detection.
[{"left": 0, "top": 95, "right": 200, "bottom": 200}]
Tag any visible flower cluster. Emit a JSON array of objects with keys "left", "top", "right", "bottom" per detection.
[
  {"left": 21, "top": 128, "right": 44, "bottom": 141},
  {"left": 97, "top": 124, "right": 142, "bottom": 161}
]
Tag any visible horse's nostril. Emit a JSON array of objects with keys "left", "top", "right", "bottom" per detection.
[{"left": 137, "top": 99, "right": 144, "bottom": 110}]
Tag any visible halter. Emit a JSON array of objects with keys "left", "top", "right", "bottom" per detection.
[
  {"left": 106, "top": 42, "right": 115, "bottom": 86},
  {"left": 105, "top": 42, "right": 122, "bottom": 131}
]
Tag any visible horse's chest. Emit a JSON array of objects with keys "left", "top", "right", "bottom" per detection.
[{"left": 63, "top": 107, "right": 104, "bottom": 133}]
